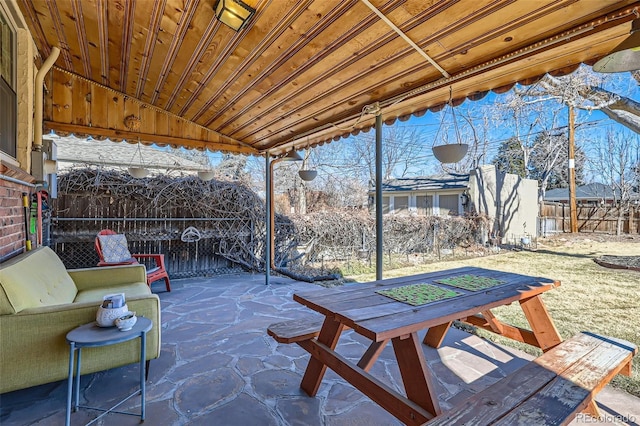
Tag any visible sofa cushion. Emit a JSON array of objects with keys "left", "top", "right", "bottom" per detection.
[
  {"left": 0, "top": 247, "right": 78, "bottom": 314},
  {"left": 74, "top": 283, "right": 151, "bottom": 304},
  {"left": 98, "top": 234, "right": 133, "bottom": 263}
]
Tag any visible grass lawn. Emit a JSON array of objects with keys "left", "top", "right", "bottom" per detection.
[{"left": 347, "top": 235, "right": 640, "bottom": 397}]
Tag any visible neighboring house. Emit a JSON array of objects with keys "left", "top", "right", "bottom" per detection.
[
  {"left": 544, "top": 183, "right": 640, "bottom": 206},
  {"left": 52, "top": 135, "right": 208, "bottom": 175},
  {"left": 372, "top": 165, "right": 538, "bottom": 240},
  {"left": 32, "top": 135, "right": 211, "bottom": 199},
  {"left": 372, "top": 173, "right": 470, "bottom": 217}
]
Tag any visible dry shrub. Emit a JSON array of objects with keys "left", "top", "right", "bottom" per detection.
[
  {"left": 288, "top": 210, "right": 490, "bottom": 264},
  {"left": 55, "top": 168, "right": 490, "bottom": 279}
]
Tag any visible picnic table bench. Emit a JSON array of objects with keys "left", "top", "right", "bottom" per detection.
[
  {"left": 269, "top": 323, "right": 636, "bottom": 425},
  {"left": 268, "top": 267, "right": 638, "bottom": 425},
  {"left": 425, "top": 331, "right": 636, "bottom": 425}
]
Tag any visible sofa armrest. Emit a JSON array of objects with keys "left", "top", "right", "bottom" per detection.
[
  {"left": 69, "top": 264, "right": 147, "bottom": 291},
  {"left": 0, "top": 294, "right": 161, "bottom": 394}
]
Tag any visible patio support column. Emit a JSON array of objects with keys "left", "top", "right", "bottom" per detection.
[
  {"left": 265, "top": 151, "right": 271, "bottom": 285},
  {"left": 375, "top": 107, "right": 383, "bottom": 280}
]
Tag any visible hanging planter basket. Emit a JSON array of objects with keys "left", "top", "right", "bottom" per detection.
[
  {"left": 431, "top": 87, "right": 469, "bottom": 164},
  {"left": 432, "top": 144, "right": 469, "bottom": 163},
  {"left": 198, "top": 171, "right": 215, "bottom": 181},
  {"left": 127, "top": 166, "right": 149, "bottom": 178},
  {"left": 298, "top": 169, "right": 317, "bottom": 181}
]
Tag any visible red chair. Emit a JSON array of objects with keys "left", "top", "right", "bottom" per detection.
[{"left": 95, "top": 229, "right": 171, "bottom": 292}]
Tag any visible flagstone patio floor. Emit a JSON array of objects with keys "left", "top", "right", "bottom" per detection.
[{"left": 1, "top": 273, "right": 638, "bottom": 425}]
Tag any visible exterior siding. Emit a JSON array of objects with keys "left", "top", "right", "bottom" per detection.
[{"left": 0, "top": 177, "right": 31, "bottom": 261}]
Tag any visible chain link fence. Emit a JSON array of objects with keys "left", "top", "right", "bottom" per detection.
[{"left": 52, "top": 218, "right": 244, "bottom": 278}]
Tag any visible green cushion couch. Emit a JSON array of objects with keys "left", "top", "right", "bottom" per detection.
[{"left": 0, "top": 246, "right": 161, "bottom": 394}]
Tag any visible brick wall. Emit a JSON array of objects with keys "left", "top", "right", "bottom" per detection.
[{"left": 0, "top": 178, "right": 32, "bottom": 261}]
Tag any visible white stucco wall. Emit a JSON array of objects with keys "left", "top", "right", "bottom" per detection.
[{"left": 469, "top": 165, "right": 538, "bottom": 240}]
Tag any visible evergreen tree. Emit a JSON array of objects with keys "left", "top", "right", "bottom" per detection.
[
  {"left": 492, "top": 137, "right": 527, "bottom": 178},
  {"left": 492, "top": 133, "right": 585, "bottom": 191}
]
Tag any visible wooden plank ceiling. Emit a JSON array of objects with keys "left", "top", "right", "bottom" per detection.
[{"left": 19, "top": 0, "right": 640, "bottom": 156}]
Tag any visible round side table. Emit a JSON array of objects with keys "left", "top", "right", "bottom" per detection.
[{"left": 65, "top": 316, "right": 152, "bottom": 426}]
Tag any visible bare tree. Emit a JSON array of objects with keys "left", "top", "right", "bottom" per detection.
[
  {"left": 518, "top": 65, "right": 640, "bottom": 134},
  {"left": 215, "top": 153, "right": 249, "bottom": 182},
  {"left": 297, "top": 126, "right": 427, "bottom": 210},
  {"left": 594, "top": 130, "right": 639, "bottom": 235},
  {"left": 528, "top": 131, "right": 586, "bottom": 194},
  {"left": 338, "top": 126, "right": 426, "bottom": 183}
]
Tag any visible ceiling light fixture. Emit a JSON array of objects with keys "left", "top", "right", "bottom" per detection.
[
  {"left": 280, "top": 151, "right": 303, "bottom": 162},
  {"left": 213, "top": 0, "right": 256, "bottom": 31},
  {"left": 593, "top": 18, "right": 640, "bottom": 73}
]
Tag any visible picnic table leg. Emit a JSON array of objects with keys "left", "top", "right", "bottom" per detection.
[
  {"left": 423, "top": 321, "right": 452, "bottom": 348},
  {"left": 357, "top": 339, "right": 389, "bottom": 372},
  {"left": 582, "top": 400, "right": 602, "bottom": 419},
  {"left": 519, "top": 295, "right": 563, "bottom": 351},
  {"left": 392, "top": 332, "right": 441, "bottom": 417},
  {"left": 300, "top": 317, "right": 344, "bottom": 396},
  {"left": 480, "top": 310, "right": 504, "bottom": 334}
]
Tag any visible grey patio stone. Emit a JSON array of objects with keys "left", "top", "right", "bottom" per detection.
[
  {"left": 1, "top": 273, "right": 637, "bottom": 426},
  {"left": 189, "top": 393, "right": 279, "bottom": 426},
  {"left": 252, "top": 370, "right": 305, "bottom": 399},
  {"left": 325, "top": 401, "right": 400, "bottom": 426},
  {"left": 174, "top": 369, "right": 244, "bottom": 416},
  {"left": 276, "top": 396, "right": 323, "bottom": 426}
]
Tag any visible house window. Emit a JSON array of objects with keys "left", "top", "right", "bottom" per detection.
[
  {"left": 394, "top": 196, "right": 408, "bottom": 214},
  {"left": 0, "top": 10, "right": 16, "bottom": 158},
  {"left": 416, "top": 195, "right": 433, "bottom": 215},
  {"left": 382, "top": 196, "right": 390, "bottom": 214},
  {"left": 439, "top": 194, "right": 459, "bottom": 216}
]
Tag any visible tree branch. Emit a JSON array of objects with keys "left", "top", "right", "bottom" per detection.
[{"left": 600, "top": 108, "right": 640, "bottom": 134}]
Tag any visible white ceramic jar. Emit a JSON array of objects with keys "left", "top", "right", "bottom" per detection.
[{"left": 96, "top": 304, "right": 129, "bottom": 327}]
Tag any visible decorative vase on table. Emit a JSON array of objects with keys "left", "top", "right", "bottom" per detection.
[{"left": 96, "top": 304, "right": 129, "bottom": 327}]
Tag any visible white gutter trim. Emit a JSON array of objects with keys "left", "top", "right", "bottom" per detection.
[{"left": 34, "top": 46, "right": 60, "bottom": 150}]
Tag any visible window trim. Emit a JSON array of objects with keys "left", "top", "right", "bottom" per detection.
[{"left": 0, "top": 5, "right": 17, "bottom": 158}]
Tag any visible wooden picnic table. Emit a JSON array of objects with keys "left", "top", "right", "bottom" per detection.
[{"left": 290, "top": 266, "right": 564, "bottom": 425}]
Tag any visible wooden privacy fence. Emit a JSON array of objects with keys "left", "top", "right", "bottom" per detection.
[{"left": 540, "top": 202, "right": 640, "bottom": 235}]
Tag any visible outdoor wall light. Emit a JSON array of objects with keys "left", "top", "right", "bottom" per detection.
[
  {"left": 213, "top": 0, "right": 256, "bottom": 31},
  {"left": 593, "top": 18, "right": 640, "bottom": 73}
]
